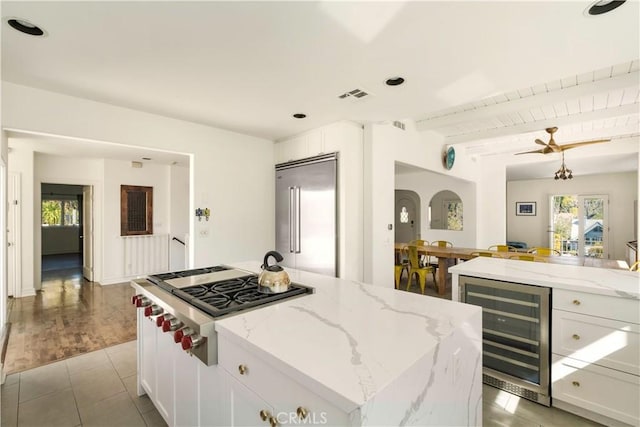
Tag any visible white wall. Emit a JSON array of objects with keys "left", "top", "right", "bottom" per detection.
[
  {"left": 475, "top": 157, "right": 507, "bottom": 249},
  {"left": 395, "top": 171, "right": 476, "bottom": 247},
  {"left": 3, "top": 82, "right": 275, "bottom": 270},
  {"left": 169, "top": 165, "right": 189, "bottom": 271},
  {"left": 364, "top": 121, "right": 483, "bottom": 287},
  {"left": 102, "top": 159, "right": 171, "bottom": 283},
  {"left": 507, "top": 172, "right": 638, "bottom": 261},
  {"left": 7, "top": 144, "right": 35, "bottom": 296}
]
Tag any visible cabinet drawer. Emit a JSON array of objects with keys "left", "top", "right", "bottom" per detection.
[
  {"left": 553, "top": 289, "right": 640, "bottom": 324},
  {"left": 218, "top": 335, "right": 349, "bottom": 425},
  {"left": 552, "top": 354, "right": 640, "bottom": 426},
  {"left": 552, "top": 310, "right": 640, "bottom": 375}
]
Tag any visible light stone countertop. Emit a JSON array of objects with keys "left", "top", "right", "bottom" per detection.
[
  {"left": 214, "top": 261, "right": 482, "bottom": 415},
  {"left": 450, "top": 256, "right": 640, "bottom": 300}
]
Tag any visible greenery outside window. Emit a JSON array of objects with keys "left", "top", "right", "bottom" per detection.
[{"left": 42, "top": 199, "right": 79, "bottom": 226}]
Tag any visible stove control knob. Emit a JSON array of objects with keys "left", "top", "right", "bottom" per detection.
[
  {"left": 144, "top": 305, "right": 163, "bottom": 317},
  {"left": 181, "top": 334, "right": 204, "bottom": 351},
  {"left": 131, "top": 295, "right": 141, "bottom": 305},
  {"left": 174, "top": 327, "right": 193, "bottom": 343},
  {"left": 135, "top": 296, "right": 151, "bottom": 308},
  {"left": 162, "top": 317, "right": 182, "bottom": 332},
  {"left": 156, "top": 314, "right": 170, "bottom": 328}
]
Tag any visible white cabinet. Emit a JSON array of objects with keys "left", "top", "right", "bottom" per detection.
[
  {"left": 218, "top": 335, "right": 350, "bottom": 426},
  {"left": 227, "top": 371, "right": 275, "bottom": 427},
  {"left": 136, "top": 308, "right": 204, "bottom": 427},
  {"left": 155, "top": 326, "right": 176, "bottom": 424},
  {"left": 552, "top": 289, "right": 640, "bottom": 426},
  {"left": 138, "top": 309, "right": 157, "bottom": 400}
]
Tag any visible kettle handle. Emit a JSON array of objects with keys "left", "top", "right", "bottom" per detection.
[{"left": 262, "top": 251, "right": 284, "bottom": 269}]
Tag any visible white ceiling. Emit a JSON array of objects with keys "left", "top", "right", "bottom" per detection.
[{"left": 2, "top": 1, "right": 639, "bottom": 178}]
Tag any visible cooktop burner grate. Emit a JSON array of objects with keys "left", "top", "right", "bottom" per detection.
[
  {"left": 170, "top": 274, "right": 312, "bottom": 318},
  {"left": 147, "top": 265, "right": 231, "bottom": 286}
]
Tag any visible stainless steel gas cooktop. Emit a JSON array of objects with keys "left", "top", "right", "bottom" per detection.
[{"left": 131, "top": 265, "right": 313, "bottom": 365}]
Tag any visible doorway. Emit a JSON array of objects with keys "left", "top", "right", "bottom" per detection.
[
  {"left": 395, "top": 190, "right": 421, "bottom": 243},
  {"left": 549, "top": 194, "right": 609, "bottom": 258},
  {"left": 40, "top": 183, "right": 93, "bottom": 280}
]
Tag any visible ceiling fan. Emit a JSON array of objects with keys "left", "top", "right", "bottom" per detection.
[{"left": 515, "top": 127, "right": 610, "bottom": 155}]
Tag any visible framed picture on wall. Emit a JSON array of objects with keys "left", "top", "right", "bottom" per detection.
[{"left": 516, "top": 202, "right": 536, "bottom": 216}]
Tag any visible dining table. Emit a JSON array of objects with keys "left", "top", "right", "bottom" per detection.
[{"left": 395, "top": 243, "right": 629, "bottom": 296}]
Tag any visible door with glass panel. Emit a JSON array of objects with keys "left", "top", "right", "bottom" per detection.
[{"left": 549, "top": 194, "right": 608, "bottom": 258}]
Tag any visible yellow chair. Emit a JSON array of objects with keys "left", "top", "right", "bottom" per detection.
[
  {"left": 488, "top": 244, "right": 517, "bottom": 252},
  {"left": 432, "top": 240, "right": 453, "bottom": 248},
  {"left": 407, "top": 245, "right": 436, "bottom": 294},
  {"left": 527, "top": 247, "right": 560, "bottom": 256},
  {"left": 509, "top": 254, "right": 536, "bottom": 261},
  {"left": 394, "top": 246, "right": 409, "bottom": 289},
  {"left": 409, "top": 239, "right": 429, "bottom": 267},
  {"left": 630, "top": 261, "right": 639, "bottom": 271},
  {"left": 471, "top": 251, "right": 494, "bottom": 258}
]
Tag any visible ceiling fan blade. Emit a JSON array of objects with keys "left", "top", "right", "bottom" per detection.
[
  {"left": 515, "top": 148, "right": 547, "bottom": 155},
  {"left": 559, "top": 139, "right": 610, "bottom": 151},
  {"left": 534, "top": 139, "right": 548, "bottom": 146}
]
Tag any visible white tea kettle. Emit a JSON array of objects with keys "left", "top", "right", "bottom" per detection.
[{"left": 258, "top": 251, "right": 291, "bottom": 293}]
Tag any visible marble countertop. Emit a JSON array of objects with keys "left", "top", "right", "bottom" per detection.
[
  {"left": 214, "top": 261, "right": 481, "bottom": 414},
  {"left": 450, "top": 257, "right": 640, "bottom": 299}
]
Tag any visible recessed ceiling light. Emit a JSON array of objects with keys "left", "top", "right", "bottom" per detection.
[
  {"left": 7, "top": 18, "right": 45, "bottom": 36},
  {"left": 293, "top": 113, "right": 307, "bottom": 119},
  {"left": 586, "top": 0, "right": 626, "bottom": 15},
  {"left": 142, "top": 157, "right": 152, "bottom": 161},
  {"left": 385, "top": 77, "right": 405, "bottom": 86}
]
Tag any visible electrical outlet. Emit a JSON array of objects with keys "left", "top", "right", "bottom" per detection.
[{"left": 199, "top": 229, "right": 209, "bottom": 237}]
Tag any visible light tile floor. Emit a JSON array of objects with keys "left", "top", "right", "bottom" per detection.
[
  {"left": 3, "top": 340, "right": 603, "bottom": 427},
  {"left": 1, "top": 340, "right": 166, "bottom": 427}
]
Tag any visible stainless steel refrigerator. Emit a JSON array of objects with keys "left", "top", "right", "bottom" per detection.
[{"left": 275, "top": 153, "right": 337, "bottom": 277}]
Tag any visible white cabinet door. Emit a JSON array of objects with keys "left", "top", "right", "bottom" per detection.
[
  {"left": 174, "top": 348, "right": 199, "bottom": 427},
  {"left": 228, "top": 372, "right": 274, "bottom": 427},
  {"left": 199, "top": 364, "right": 231, "bottom": 427},
  {"left": 139, "top": 310, "right": 157, "bottom": 400},
  {"left": 155, "top": 331, "right": 176, "bottom": 425}
]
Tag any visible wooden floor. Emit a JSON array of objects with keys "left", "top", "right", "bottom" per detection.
[
  {"left": 3, "top": 261, "right": 136, "bottom": 374},
  {"left": 396, "top": 268, "right": 453, "bottom": 300}
]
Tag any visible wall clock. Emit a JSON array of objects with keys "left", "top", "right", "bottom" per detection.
[{"left": 444, "top": 146, "right": 455, "bottom": 170}]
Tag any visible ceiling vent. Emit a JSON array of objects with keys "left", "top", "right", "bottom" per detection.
[
  {"left": 338, "top": 88, "right": 371, "bottom": 101},
  {"left": 392, "top": 121, "right": 406, "bottom": 130}
]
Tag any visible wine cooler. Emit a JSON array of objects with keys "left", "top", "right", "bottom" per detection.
[{"left": 460, "top": 275, "right": 551, "bottom": 406}]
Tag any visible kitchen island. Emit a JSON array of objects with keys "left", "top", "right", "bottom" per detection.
[
  {"left": 133, "top": 261, "right": 482, "bottom": 426},
  {"left": 450, "top": 257, "right": 639, "bottom": 427}
]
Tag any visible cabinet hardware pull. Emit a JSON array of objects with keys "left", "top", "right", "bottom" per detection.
[
  {"left": 259, "top": 410, "right": 270, "bottom": 421},
  {"left": 269, "top": 416, "right": 278, "bottom": 427},
  {"left": 572, "top": 381, "right": 580, "bottom": 387},
  {"left": 297, "top": 406, "right": 309, "bottom": 420},
  {"left": 238, "top": 364, "right": 248, "bottom": 375},
  {"left": 572, "top": 334, "right": 580, "bottom": 340},
  {"left": 572, "top": 299, "right": 581, "bottom": 305}
]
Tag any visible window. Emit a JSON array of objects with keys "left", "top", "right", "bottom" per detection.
[
  {"left": 121, "top": 185, "right": 153, "bottom": 236},
  {"left": 42, "top": 199, "right": 79, "bottom": 226},
  {"left": 400, "top": 206, "right": 409, "bottom": 223}
]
